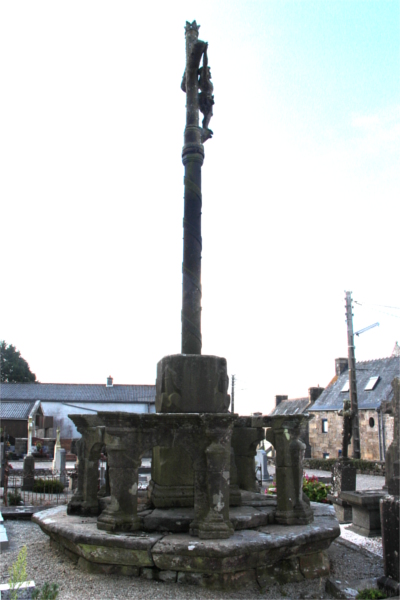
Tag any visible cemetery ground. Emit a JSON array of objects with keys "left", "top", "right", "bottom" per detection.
[{"left": 0, "top": 468, "right": 387, "bottom": 600}]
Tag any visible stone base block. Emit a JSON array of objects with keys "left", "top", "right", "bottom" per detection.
[
  {"left": 327, "top": 495, "right": 353, "bottom": 524},
  {"left": 346, "top": 523, "right": 382, "bottom": 538},
  {"left": 299, "top": 551, "right": 330, "bottom": 579},
  {"left": 155, "top": 354, "right": 230, "bottom": 413},
  {"left": 178, "top": 569, "right": 256, "bottom": 589},
  {"left": 77, "top": 556, "right": 140, "bottom": 576},
  {"left": 333, "top": 503, "right": 353, "bottom": 524}
]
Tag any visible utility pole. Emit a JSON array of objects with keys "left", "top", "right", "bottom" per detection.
[
  {"left": 231, "top": 374, "right": 235, "bottom": 413},
  {"left": 345, "top": 291, "right": 361, "bottom": 459}
]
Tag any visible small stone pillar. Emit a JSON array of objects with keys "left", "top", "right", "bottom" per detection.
[
  {"left": 231, "top": 423, "right": 265, "bottom": 492},
  {"left": 22, "top": 455, "right": 35, "bottom": 491},
  {"left": 67, "top": 415, "right": 105, "bottom": 516},
  {"left": 266, "top": 415, "right": 313, "bottom": 525}
]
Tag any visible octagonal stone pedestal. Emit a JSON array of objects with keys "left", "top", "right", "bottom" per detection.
[{"left": 33, "top": 502, "right": 339, "bottom": 591}]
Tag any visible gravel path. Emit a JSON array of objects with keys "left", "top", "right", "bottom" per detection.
[{"left": 0, "top": 519, "right": 384, "bottom": 600}]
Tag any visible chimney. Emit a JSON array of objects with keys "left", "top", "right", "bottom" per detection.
[
  {"left": 275, "top": 395, "right": 288, "bottom": 408},
  {"left": 308, "top": 386, "right": 324, "bottom": 404},
  {"left": 106, "top": 376, "right": 113, "bottom": 387},
  {"left": 335, "top": 358, "right": 348, "bottom": 377}
]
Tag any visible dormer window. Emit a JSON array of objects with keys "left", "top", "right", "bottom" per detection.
[{"left": 364, "top": 376, "right": 380, "bottom": 391}]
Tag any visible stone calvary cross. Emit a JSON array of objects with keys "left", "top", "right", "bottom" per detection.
[{"left": 181, "top": 20, "right": 214, "bottom": 355}]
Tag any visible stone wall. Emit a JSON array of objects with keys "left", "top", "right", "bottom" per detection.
[{"left": 309, "top": 410, "right": 394, "bottom": 460}]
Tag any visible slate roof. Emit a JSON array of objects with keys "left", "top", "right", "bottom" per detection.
[
  {"left": 0, "top": 383, "right": 156, "bottom": 404},
  {"left": 310, "top": 356, "right": 400, "bottom": 412},
  {"left": 269, "top": 398, "right": 310, "bottom": 416},
  {"left": 0, "top": 401, "right": 37, "bottom": 420}
]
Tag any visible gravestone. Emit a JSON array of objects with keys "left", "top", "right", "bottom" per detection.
[
  {"left": 22, "top": 455, "right": 35, "bottom": 491},
  {"left": 0, "top": 443, "right": 4, "bottom": 487}
]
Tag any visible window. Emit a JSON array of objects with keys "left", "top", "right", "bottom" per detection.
[
  {"left": 338, "top": 449, "right": 342, "bottom": 457},
  {"left": 322, "top": 419, "right": 328, "bottom": 433},
  {"left": 323, "top": 453, "right": 330, "bottom": 459},
  {"left": 369, "top": 417, "right": 375, "bottom": 428},
  {"left": 341, "top": 381, "right": 349, "bottom": 393},
  {"left": 365, "top": 376, "right": 380, "bottom": 391}
]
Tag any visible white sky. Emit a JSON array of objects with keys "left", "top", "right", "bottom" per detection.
[{"left": 1, "top": 1, "right": 399, "bottom": 415}]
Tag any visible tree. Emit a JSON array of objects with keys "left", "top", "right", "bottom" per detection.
[{"left": 0, "top": 341, "right": 37, "bottom": 383}]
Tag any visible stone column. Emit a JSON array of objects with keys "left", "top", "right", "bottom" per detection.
[
  {"left": 67, "top": 415, "right": 105, "bottom": 516},
  {"left": 231, "top": 425, "right": 265, "bottom": 492},
  {"left": 97, "top": 445, "right": 141, "bottom": 532},
  {"left": 181, "top": 21, "right": 208, "bottom": 355},
  {"left": 266, "top": 415, "right": 313, "bottom": 525},
  {"left": 189, "top": 415, "right": 235, "bottom": 539}
]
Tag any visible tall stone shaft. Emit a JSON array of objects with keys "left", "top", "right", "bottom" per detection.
[{"left": 181, "top": 21, "right": 209, "bottom": 355}]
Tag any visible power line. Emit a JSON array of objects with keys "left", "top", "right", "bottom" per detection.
[{"left": 354, "top": 300, "right": 400, "bottom": 320}]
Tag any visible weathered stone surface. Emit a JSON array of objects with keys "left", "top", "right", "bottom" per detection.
[
  {"left": 33, "top": 503, "right": 339, "bottom": 588},
  {"left": 327, "top": 495, "right": 353, "bottom": 524},
  {"left": 229, "top": 506, "right": 269, "bottom": 530},
  {"left": 140, "top": 567, "right": 158, "bottom": 580},
  {"left": 177, "top": 569, "right": 256, "bottom": 589},
  {"left": 380, "top": 495, "right": 399, "bottom": 583},
  {"left": 143, "top": 508, "right": 194, "bottom": 532},
  {"left": 341, "top": 490, "right": 385, "bottom": 537},
  {"left": 331, "top": 460, "right": 356, "bottom": 495},
  {"left": 256, "top": 558, "right": 304, "bottom": 588},
  {"left": 299, "top": 550, "right": 330, "bottom": 579},
  {"left": 240, "top": 490, "right": 276, "bottom": 507},
  {"left": 77, "top": 556, "right": 140, "bottom": 576},
  {"left": 33, "top": 506, "right": 163, "bottom": 565},
  {"left": 155, "top": 354, "right": 230, "bottom": 413},
  {"left": 158, "top": 570, "right": 178, "bottom": 582}
]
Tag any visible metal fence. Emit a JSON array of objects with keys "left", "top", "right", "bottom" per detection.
[{"left": 1, "top": 468, "right": 73, "bottom": 507}]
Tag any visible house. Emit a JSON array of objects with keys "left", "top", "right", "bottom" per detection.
[
  {"left": 0, "top": 400, "right": 51, "bottom": 442},
  {"left": 269, "top": 388, "right": 324, "bottom": 457},
  {"left": 308, "top": 356, "right": 398, "bottom": 460},
  {"left": 0, "top": 377, "right": 156, "bottom": 439}
]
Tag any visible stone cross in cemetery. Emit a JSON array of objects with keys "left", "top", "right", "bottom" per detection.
[{"left": 66, "top": 21, "right": 315, "bottom": 542}]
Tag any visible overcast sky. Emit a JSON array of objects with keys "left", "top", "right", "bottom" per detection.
[{"left": 1, "top": 1, "right": 399, "bottom": 415}]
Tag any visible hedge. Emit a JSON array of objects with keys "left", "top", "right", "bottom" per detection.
[{"left": 303, "top": 458, "right": 385, "bottom": 475}]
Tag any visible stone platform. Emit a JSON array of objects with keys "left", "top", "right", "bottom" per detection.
[{"left": 33, "top": 501, "right": 340, "bottom": 590}]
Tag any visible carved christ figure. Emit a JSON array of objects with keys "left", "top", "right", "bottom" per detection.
[{"left": 198, "top": 46, "right": 214, "bottom": 134}]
